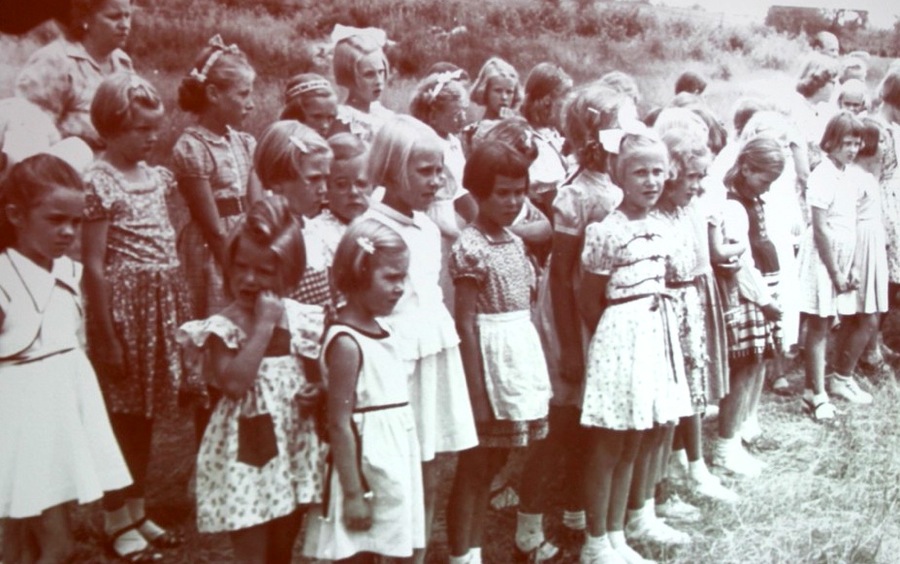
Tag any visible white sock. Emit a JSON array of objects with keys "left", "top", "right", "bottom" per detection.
[
  {"left": 584, "top": 534, "right": 609, "bottom": 553},
  {"left": 689, "top": 458, "right": 712, "bottom": 480},
  {"left": 671, "top": 448, "right": 688, "bottom": 467},
  {"left": 563, "top": 509, "right": 587, "bottom": 530},
  {"left": 644, "top": 499, "right": 657, "bottom": 520},
  {"left": 516, "top": 512, "right": 544, "bottom": 551},
  {"left": 716, "top": 435, "right": 738, "bottom": 456},
  {"left": 449, "top": 551, "right": 471, "bottom": 564},
  {"left": 105, "top": 506, "right": 148, "bottom": 554},
  {"left": 608, "top": 530, "right": 627, "bottom": 548},
  {"left": 470, "top": 547, "right": 483, "bottom": 564}
]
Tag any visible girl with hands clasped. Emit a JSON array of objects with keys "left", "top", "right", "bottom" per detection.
[
  {"left": 82, "top": 73, "right": 192, "bottom": 560},
  {"left": 0, "top": 155, "right": 131, "bottom": 564},
  {"left": 797, "top": 112, "right": 874, "bottom": 421},
  {"left": 176, "top": 196, "right": 327, "bottom": 563},
  {"left": 305, "top": 219, "right": 425, "bottom": 563}
]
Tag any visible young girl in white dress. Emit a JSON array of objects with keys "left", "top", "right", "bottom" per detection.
[
  {"left": 798, "top": 112, "right": 875, "bottom": 419},
  {"left": 361, "top": 115, "right": 478, "bottom": 563},
  {"left": 305, "top": 218, "right": 424, "bottom": 563},
  {"left": 0, "top": 154, "right": 131, "bottom": 563},
  {"left": 176, "top": 196, "right": 327, "bottom": 562},
  {"left": 445, "top": 139, "right": 552, "bottom": 564}
]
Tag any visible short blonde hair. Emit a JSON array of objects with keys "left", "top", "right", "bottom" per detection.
[
  {"left": 91, "top": 72, "right": 164, "bottom": 139},
  {"left": 333, "top": 35, "right": 390, "bottom": 90},
  {"left": 254, "top": 121, "right": 333, "bottom": 187},
  {"left": 661, "top": 127, "right": 710, "bottom": 182},
  {"left": 470, "top": 57, "right": 522, "bottom": 107},
  {"left": 609, "top": 133, "right": 668, "bottom": 188},
  {"left": 367, "top": 114, "right": 442, "bottom": 195}
]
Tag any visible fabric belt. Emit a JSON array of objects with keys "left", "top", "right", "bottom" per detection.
[{"left": 215, "top": 196, "right": 244, "bottom": 218}]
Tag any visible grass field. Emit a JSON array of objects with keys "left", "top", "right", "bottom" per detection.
[{"left": 2, "top": 0, "right": 900, "bottom": 562}]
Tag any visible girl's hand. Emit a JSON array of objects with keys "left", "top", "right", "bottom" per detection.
[
  {"left": 761, "top": 302, "right": 782, "bottom": 322},
  {"left": 255, "top": 291, "right": 284, "bottom": 325},
  {"left": 342, "top": 492, "right": 373, "bottom": 531},
  {"left": 847, "top": 268, "right": 860, "bottom": 291}
]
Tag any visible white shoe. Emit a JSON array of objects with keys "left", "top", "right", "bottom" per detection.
[
  {"left": 656, "top": 494, "right": 701, "bottom": 523},
  {"left": 626, "top": 515, "right": 692, "bottom": 546},
  {"left": 613, "top": 541, "right": 658, "bottom": 564},
  {"left": 691, "top": 471, "right": 740, "bottom": 503},
  {"left": 712, "top": 441, "right": 764, "bottom": 478},
  {"left": 580, "top": 539, "right": 627, "bottom": 564},
  {"left": 829, "top": 375, "right": 873, "bottom": 404},
  {"left": 740, "top": 414, "right": 762, "bottom": 443}
]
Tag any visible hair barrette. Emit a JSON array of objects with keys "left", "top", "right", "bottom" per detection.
[
  {"left": 286, "top": 80, "right": 332, "bottom": 100},
  {"left": 289, "top": 135, "right": 310, "bottom": 154},
  {"left": 425, "top": 69, "right": 463, "bottom": 103},
  {"left": 356, "top": 236, "right": 376, "bottom": 254},
  {"left": 190, "top": 34, "right": 241, "bottom": 83}
]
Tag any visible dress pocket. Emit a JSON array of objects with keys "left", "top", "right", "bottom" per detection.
[{"left": 237, "top": 413, "right": 278, "bottom": 468}]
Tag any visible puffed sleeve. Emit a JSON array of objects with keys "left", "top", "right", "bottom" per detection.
[
  {"left": 83, "top": 169, "right": 121, "bottom": 221},
  {"left": 172, "top": 132, "right": 213, "bottom": 179},
  {"left": 449, "top": 232, "right": 487, "bottom": 286},
  {"left": 805, "top": 163, "right": 836, "bottom": 211},
  {"left": 552, "top": 184, "right": 583, "bottom": 236},
  {"left": 153, "top": 166, "right": 178, "bottom": 197},
  {"left": 581, "top": 221, "right": 617, "bottom": 276}
]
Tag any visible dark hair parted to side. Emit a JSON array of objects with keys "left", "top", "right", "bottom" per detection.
[
  {"left": 819, "top": 111, "right": 864, "bottom": 154},
  {"left": 223, "top": 195, "right": 305, "bottom": 295},
  {"left": 463, "top": 130, "right": 537, "bottom": 201},
  {"left": 0, "top": 154, "right": 84, "bottom": 250}
]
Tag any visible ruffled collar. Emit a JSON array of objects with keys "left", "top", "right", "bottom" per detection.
[{"left": 5, "top": 248, "right": 80, "bottom": 313}]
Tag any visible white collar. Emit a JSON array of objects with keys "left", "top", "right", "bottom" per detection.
[{"left": 5, "top": 249, "right": 79, "bottom": 313}]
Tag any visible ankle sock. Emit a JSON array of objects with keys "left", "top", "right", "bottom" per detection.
[
  {"left": 608, "top": 530, "right": 627, "bottom": 548},
  {"left": 583, "top": 534, "right": 609, "bottom": 553},
  {"left": 689, "top": 459, "right": 711, "bottom": 481},
  {"left": 515, "top": 512, "right": 544, "bottom": 551},
  {"left": 470, "top": 547, "right": 483, "bottom": 564},
  {"left": 563, "top": 509, "right": 586, "bottom": 530},
  {"left": 449, "top": 551, "right": 471, "bottom": 564}
]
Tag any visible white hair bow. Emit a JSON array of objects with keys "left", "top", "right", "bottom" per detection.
[
  {"left": 190, "top": 34, "right": 241, "bottom": 83},
  {"left": 331, "top": 24, "right": 393, "bottom": 48},
  {"left": 597, "top": 103, "right": 654, "bottom": 154},
  {"left": 425, "top": 69, "right": 463, "bottom": 102}
]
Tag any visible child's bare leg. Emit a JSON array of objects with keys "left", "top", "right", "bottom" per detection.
[
  {"left": 412, "top": 459, "right": 437, "bottom": 564},
  {"left": 266, "top": 508, "right": 304, "bottom": 564},
  {"left": 835, "top": 314, "right": 879, "bottom": 375},
  {"left": 681, "top": 415, "right": 702, "bottom": 462},
  {"left": 31, "top": 504, "right": 72, "bottom": 564},
  {"left": 447, "top": 447, "right": 483, "bottom": 557},
  {"left": 3, "top": 518, "right": 28, "bottom": 563},
  {"left": 230, "top": 522, "right": 268, "bottom": 564},
  {"left": 804, "top": 316, "right": 833, "bottom": 395},
  {"left": 583, "top": 428, "right": 628, "bottom": 537},
  {"left": 609, "top": 430, "right": 641, "bottom": 533},
  {"left": 469, "top": 449, "right": 510, "bottom": 550},
  {"left": 627, "top": 425, "right": 663, "bottom": 512}
]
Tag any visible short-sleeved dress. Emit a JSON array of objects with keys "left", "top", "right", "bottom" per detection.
[
  {"left": 361, "top": 203, "right": 478, "bottom": 461},
  {"left": 172, "top": 125, "right": 256, "bottom": 317},
  {"left": 0, "top": 250, "right": 132, "bottom": 518},
  {"left": 176, "top": 299, "right": 327, "bottom": 533},
  {"left": 15, "top": 38, "right": 133, "bottom": 148},
  {"left": 84, "top": 161, "right": 193, "bottom": 417},
  {"left": 580, "top": 211, "right": 692, "bottom": 430},
  {"left": 449, "top": 226, "right": 551, "bottom": 447},
  {"left": 305, "top": 322, "right": 425, "bottom": 560},
  {"left": 845, "top": 167, "right": 889, "bottom": 314},
  {"left": 533, "top": 169, "right": 623, "bottom": 408},
  {"left": 658, "top": 202, "right": 728, "bottom": 410},
  {"left": 797, "top": 158, "right": 860, "bottom": 317}
]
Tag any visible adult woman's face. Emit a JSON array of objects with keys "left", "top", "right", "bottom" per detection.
[{"left": 85, "top": 0, "right": 133, "bottom": 54}]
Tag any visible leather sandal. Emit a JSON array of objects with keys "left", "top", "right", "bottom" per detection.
[
  {"left": 134, "top": 517, "right": 185, "bottom": 549},
  {"left": 514, "top": 539, "right": 562, "bottom": 563},
  {"left": 802, "top": 397, "right": 837, "bottom": 423}
]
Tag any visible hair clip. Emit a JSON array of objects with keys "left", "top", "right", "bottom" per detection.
[
  {"left": 286, "top": 79, "right": 332, "bottom": 100},
  {"left": 191, "top": 34, "right": 241, "bottom": 83},
  {"left": 425, "top": 69, "right": 463, "bottom": 103},
  {"left": 356, "top": 236, "right": 376, "bottom": 254},
  {"left": 289, "top": 135, "right": 310, "bottom": 154}
]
